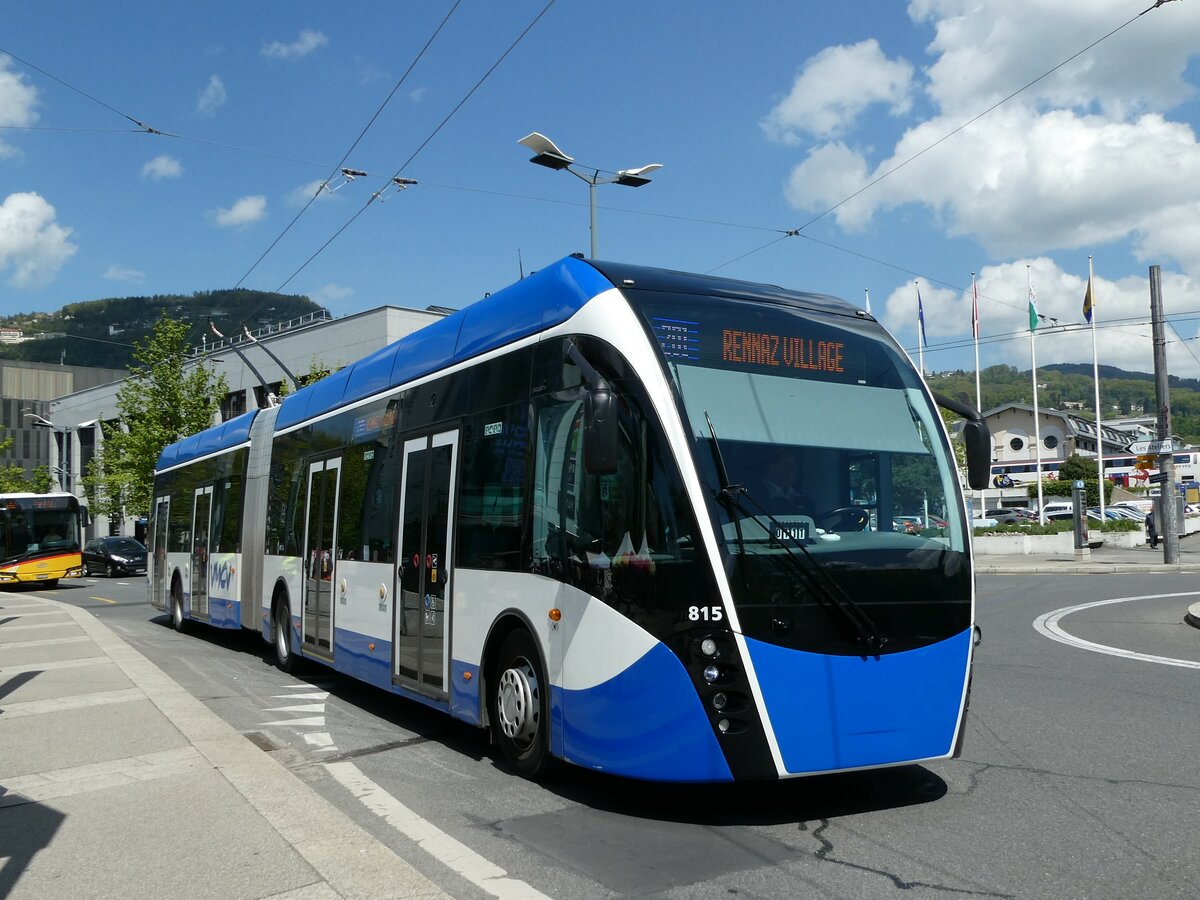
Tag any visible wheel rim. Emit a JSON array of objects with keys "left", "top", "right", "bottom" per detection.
[
  {"left": 275, "top": 606, "right": 290, "bottom": 662},
  {"left": 172, "top": 590, "right": 182, "bottom": 627},
  {"left": 496, "top": 657, "right": 539, "bottom": 748}
]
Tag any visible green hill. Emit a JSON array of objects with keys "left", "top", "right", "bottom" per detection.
[
  {"left": 928, "top": 363, "right": 1200, "bottom": 443},
  {"left": 0, "top": 289, "right": 320, "bottom": 369}
]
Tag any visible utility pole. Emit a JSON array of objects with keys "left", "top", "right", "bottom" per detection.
[{"left": 1149, "top": 265, "right": 1179, "bottom": 563}]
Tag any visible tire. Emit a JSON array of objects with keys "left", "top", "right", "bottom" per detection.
[
  {"left": 488, "top": 630, "right": 551, "bottom": 779},
  {"left": 107, "top": 563, "right": 117, "bottom": 578},
  {"left": 274, "top": 595, "right": 297, "bottom": 673},
  {"left": 170, "top": 578, "right": 187, "bottom": 633}
]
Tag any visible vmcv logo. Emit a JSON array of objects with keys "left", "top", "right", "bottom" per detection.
[{"left": 210, "top": 559, "right": 234, "bottom": 592}]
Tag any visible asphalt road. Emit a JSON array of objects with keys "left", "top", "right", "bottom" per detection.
[{"left": 33, "top": 574, "right": 1200, "bottom": 899}]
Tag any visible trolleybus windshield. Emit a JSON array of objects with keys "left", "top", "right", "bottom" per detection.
[{"left": 631, "top": 292, "right": 971, "bottom": 656}]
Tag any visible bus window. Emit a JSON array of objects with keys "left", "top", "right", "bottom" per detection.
[{"left": 532, "top": 364, "right": 710, "bottom": 635}]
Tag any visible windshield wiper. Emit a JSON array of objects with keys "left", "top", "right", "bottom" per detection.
[{"left": 704, "top": 414, "right": 887, "bottom": 654}]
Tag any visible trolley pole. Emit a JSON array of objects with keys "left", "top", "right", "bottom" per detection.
[{"left": 1149, "top": 265, "right": 1180, "bottom": 563}]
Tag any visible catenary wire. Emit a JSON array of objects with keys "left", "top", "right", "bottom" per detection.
[
  {"left": 704, "top": 0, "right": 1181, "bottom": 275},
  {"left": 233, "top": 0, "right": 465, "bottom": 292},
  {"left": 271, "top": 0, "right": 558, "bottom": 294}
]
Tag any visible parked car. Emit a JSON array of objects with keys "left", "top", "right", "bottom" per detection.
[
  {"left": 83, "top": 536, "right": 148, "bottom": 577},
  {"left": 985, "top": 508, "right": 1033, "bottom": 524}
]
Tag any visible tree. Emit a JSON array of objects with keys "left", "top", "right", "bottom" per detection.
[
  {"left": 0, "top": 431, "right": 51, "bottom": 492},
  {"left": 82, "top": 313, "right": 226, "bottom": 519}
]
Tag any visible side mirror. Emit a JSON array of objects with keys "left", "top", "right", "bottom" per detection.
[
  {"left": 583, "top": 388, "right": 618, "bottom": 475},
  {"left": 931, "top": 392, "right": 992, "bottom": 491},
  {"left": 960, "top": 419, "right": 990, "bottom": 490}
]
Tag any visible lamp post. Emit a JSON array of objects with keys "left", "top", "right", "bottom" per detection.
[
  {"left": 518, "top": 132, "right": 661, "bottom": 258},
  {"left": 24, "top": 412, "right": 68, "bottom": 492}
]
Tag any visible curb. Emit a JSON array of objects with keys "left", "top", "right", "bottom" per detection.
[
  {"left": 43, "top": 596, "right": 450, "bottom": 900},
  {"left": 1187, "top": 603, "right": 1200, "bottom": 631}
]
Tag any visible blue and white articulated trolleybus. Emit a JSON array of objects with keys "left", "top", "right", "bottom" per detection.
[{"left": 149, "top": 255, "right": 990, "bottom": 782}]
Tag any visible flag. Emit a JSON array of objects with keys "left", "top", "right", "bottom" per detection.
[
  {"left": 917, "top": 288, "right": 927, "bottom": 348},
  {"left": 1082, "top": 276, "right": 1094, "bottom": 324},
  {"left": 971, "top": 277, "right": 980, "bottom": 340},
  {"left": 1028, "top": 289, "right": 1038, "bottom": 333}
]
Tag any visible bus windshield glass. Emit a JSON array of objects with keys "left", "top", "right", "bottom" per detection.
[
  {"left": 0, "top": 495, "right": 83, "bottom": 563},
  {"left": 630, "top": 292, "right": 970, "bottom": 656}
]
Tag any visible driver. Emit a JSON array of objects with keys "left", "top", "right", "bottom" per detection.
[{"left": 763, "top": 449, "right": 813, "bottom": 513}]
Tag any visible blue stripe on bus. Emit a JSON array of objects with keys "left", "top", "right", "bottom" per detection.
[
  {"left": 157, "top": 409, "right": 259, "bottom": 470},
  {"left": 207, "top": 597, "right": 241, "bottom": 629},
  {"left": 745, "top": 629, "right": 971, "bottom": 773},
  {"left": 272, "top": 256, "right": 613, "bottom": 432},
  {"left": 560, "top": 642, "right": 733, "bottom": 782}
]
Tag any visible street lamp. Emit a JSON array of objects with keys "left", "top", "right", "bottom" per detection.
[
  {"left": 24, "top": 412, "right": 67, "bottom": 491},
  {"left": 23, "top": 412, "right": 95, "bottom": 494},
  {"left": 518, "top": 132, "right": 662, "bottom": 258}
]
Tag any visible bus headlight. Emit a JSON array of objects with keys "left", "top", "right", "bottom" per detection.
[
  {"left": 700, "top": 637, "right": 718, "bottom": 657},
  {"left": 702, "top": 665, "right": 720, "bottom": 684},
  {"left": 712, "top": 692, "right": 727, "bottom": 711}
]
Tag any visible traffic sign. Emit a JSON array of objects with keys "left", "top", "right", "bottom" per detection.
[
  {"left": 1149, "top": 472, "right": 1170, "bottom": 484},
  {"left": 1125, "top": 439, "right": 1182, "bottom": 455}
]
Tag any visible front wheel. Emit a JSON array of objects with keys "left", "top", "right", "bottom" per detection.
[{"left": 488, "top": 630, "right": 551, "bottom": 779}]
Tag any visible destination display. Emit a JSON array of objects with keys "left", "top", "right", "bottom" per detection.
[{"left": 647, "top": 309, "right": 874, "bottom": 385}]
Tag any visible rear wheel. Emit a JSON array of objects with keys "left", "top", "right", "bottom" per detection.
[
  {"left": 274, "top": 595, "right": 296, "bottom": 673},
  {"left": 488, "top": 630, "right": 551, "bottom": 779},
  {"left": 170, "top": 578, "right": 187, "bottom": 633}
]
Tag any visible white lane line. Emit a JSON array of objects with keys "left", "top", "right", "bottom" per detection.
[
  {"left": 326, "top": 760, "right": 552, "bottom": 900},
  {"left": 260, "top": 716, "right": 327, "bottom": 727},
  {"left": 1033, "top": 591, "right": 1200, "bottom": 670},
  {"left": 0, "top": 688, "right": 145, "bottom": 719}
]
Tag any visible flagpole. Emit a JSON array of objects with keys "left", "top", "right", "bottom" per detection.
[
  {"left": 1029, "top": 266, "right": 1045, "bottom": 523},
  {"left": 972, "top": 273, "right": 982, "bottom": 412},
  {"left": 1087, "top": 256, "right": 1105, "bottom": 521},
  {"left": 915, "top": 281, "right": 925, "bottom": 375}
]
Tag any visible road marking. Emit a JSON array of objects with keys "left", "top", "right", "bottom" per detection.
[
  {"left": 326, "top": 760, "right": 552, "bottom": 900},
  {"left": 0, "top": 687, "right": 145, "bottom": 719},
  {"left": 90, "top": 596, "right": 117, "bottom": 604},
  {"left": 0, "top": 747, "right": 204, "bottom": 807},
  {"left": 1033, "top": 591, "right": 1200, "bottom": 670},
  {"left": 0, "top": 635, "right": 90, "bottom": 650},
  {"left": 0, "top": 657, "right": 108, "bottom": 674}
]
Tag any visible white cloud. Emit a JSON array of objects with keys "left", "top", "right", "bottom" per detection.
[
  {"left": 910, "top": 0, "right": 1199, "bottom": 119},
  {"left": 880, "top": 257, "right": 1200, "bottom": 377},
  {"left": 262, "top": 29, "right": 328, "bottom": 60},
  {"left": 774, "top": 2, "right": 1200, "bottom": 278},
  {"left": 0, "top": 58, "right": 39, "bottom": 158},
  {"left": 103, "top": 264, "right": 145, "bottom": 282},
  {"left": 315, "top": 283, "right": 353, "bottom": 303},
  {"left": 286, "top": 178, "right": 334, "bottom": 207},
  {"left": 762, "top": 39, "right": 914, "bottom": 142},
  {"left": 0, "top": 192, "right": 77, "bottom": 287},
  {"left": 141, "top": 154, "right": 183, "bottom": 180},
  {"left": 196, "top": 75, "right": 226, "bottom": 117},
  {"left": 213, "top": 195, "right": 266, "bottom": 228}
]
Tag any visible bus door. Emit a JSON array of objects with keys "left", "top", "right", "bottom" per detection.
[
  {"left": 151, "top": 494, "right": 170, "bottom": 609},
  {"left": 393, "top": 429, "right": 459, "bottom": 698},
  {"left": 302, "top": 457, "right": 341, "bottom": 659},
  {"left": 190, "top": 487, "right": 212, "bottom": 621}
]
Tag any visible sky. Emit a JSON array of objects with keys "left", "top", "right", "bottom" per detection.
[{"left": 4, "top": 1, "right": 1200, "bottom": 384}]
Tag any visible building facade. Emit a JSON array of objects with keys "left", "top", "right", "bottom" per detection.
[{"left": 49, "top": 305, "right": 443, "bottom": 538}]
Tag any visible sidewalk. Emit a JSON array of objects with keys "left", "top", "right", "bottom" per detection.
[{"left": 0, "top": 593, "right": 449, "bottom": 900}]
